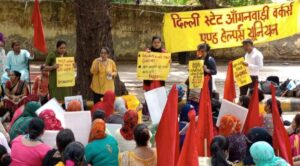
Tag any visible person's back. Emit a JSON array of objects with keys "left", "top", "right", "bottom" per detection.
[
  {"left": 11, "top": 135, "right": 50, "bottom": 166},
  {"left": 85, "top": 134, "right": 119, "bottom": 166}
]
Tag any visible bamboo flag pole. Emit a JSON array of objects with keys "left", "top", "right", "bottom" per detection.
[{"left": 204, "top": 138, "right": 208, "bottom": 157}]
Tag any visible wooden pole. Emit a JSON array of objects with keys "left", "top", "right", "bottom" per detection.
[{"left": 204, "top": 138, "right": 208, "bottom": 157}]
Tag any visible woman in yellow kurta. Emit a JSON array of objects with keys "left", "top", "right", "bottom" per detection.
[{"left": 90, "top": 47, "right": 117, "bottom": 104}]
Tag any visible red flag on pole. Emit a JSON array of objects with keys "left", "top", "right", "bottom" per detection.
[
  {"left": 270, "top": 84, "right": 293, "bottom": 165},
  {"left": 156, "top": 85, "right": 179, "bottom": 166},
  {"left": 177, "top": 109, "right": 199, "bottom": 166},
  {"left": 223, "top": 61, "right": 236, "bottom": 102},
  {"left": 197, "top": 76, "right": 214, "bottom": 157},
  {"left": 242, "top": 81, "right": 263, "bottom": 134},
  {"left": 32, "top": 0, "right": 47, "bottom": 53}
]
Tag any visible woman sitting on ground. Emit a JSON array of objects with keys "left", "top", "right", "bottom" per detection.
[
  {"left": 85, "top": 119, "right": 119, "bottom": 166},
  {"left": 107, "top": 97, "right": 127, "bottom": 125},
  {"left": 42, "top": 129, "right": 75, "bottom": 166},
  {"left": 210, "top": 135, "right": 230, "bottom": 166},
  {"left": 9, "top": 101, "right": 41, "bottom": 141},
  {"left": 120, "top": 124, "right": 157, "bottom": 166},
  {"left": 115, "top": 110, "right": 139, "bottom": 152},
  {"left": 0, "top": 144, "right": 11, "bottom": 166},
  {"left": 55, "top": 141, "right": 85, "bottom": 166},
  {"left": 263, "top": 98, "right": 283, "bottom": 136},
  {"left": 32, "top": 64, "right": 49, "bottom": 105},
  {"left": 3, "top": 70, "right": 28, "bottom": 114},
  {"left": 91, "top": 90, "right": 116, "bottom": 118},
  {"left": 39, "top": 109, "right": 63, "bottom": 130},
  {"left": 219, "top": 115, "right": 247, "bottom": 163},
  {"left": 250, "top": 141, "right": 289, "bottom": 166},
  {"left": 287, "top": 114, "right": 300, "bottom": 158},
  {"left": 10, "top": 118, "right": 51, "bottom": 165}
]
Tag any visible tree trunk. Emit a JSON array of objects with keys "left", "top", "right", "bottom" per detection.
[
  {"left": 199, "top": 0, "right": 218, "bottom": 9},
  {"left": 74, "top": 0, "right": 127, "bottom": 100}
]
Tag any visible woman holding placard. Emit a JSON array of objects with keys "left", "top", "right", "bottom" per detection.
[
  {"left": 44, "top": 40, "right": 73, "bottom": 102},
  {"left": 143, "top": 36, "right": 166, "bottom": 91},
  {"left": 90, "top": 47, "right": 117, "bottom": 104}
]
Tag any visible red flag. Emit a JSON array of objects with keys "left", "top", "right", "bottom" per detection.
[
  {"left": 197, "top": 76, "right": 214, "bottom": 157},
  {"left": 270, "top": 84, "right": 293, "bottom": 165},
  {"left": 177, "top": 109, "right": 199, "bottom": 166},
  {"left": 242, "top": 81, "right": 263, "bottom": 134},
  {"left": 223, "top": 61, "right": 236, "bottom": 102},
  {"left": 156, "top": 85, "right": 179, "bottom": 166},
  {"left": 32, "top": 0, "right": 47, "bottom": 53}
]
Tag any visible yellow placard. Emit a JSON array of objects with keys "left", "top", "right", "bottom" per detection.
[
  {"left": 188, "top": 60, "right": 204, "bottom": 89},
  {"left": 163, "top": 1, "right": 300, "bottom": 53},
  {"left": 56, "top": 57, "right": 75, "bottom": 87},
  {"left": 137, "top": 51, "right": 171, "bottom": 80},
  {"left": 232, "top": 57, "right": 252, "bottom": 87}
]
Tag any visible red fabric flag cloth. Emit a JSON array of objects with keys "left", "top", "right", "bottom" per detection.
[
  {"left": 197, "top": 75, "right": 214, "bottom": 157},
  {"left": 270, "top": 84, "right": 293, "bottom": 165},
  {"left": 223, "top": 61, "right": 236, "bottom": 102},
  {"left": 32, "top": 0, "right": 47, "bottom": 53},
  {"left": 155, "top": 85, "right": 179, "bottom": 166},
  {"left": 177, "top": 109, "right": 199, "bottom": 166},
  {"left": 242, "top": 81, "right": 263, "bottom": 134}
]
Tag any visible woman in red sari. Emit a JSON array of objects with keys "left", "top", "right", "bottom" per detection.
[{"left": 3, "top": 71, "right": 28, "bottom": 113}]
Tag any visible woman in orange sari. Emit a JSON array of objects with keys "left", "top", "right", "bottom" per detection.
[{"left": 3, "top": 71, "right": 28, "bottom": 113}]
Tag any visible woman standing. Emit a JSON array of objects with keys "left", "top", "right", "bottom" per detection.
[
  {"left": 120, "top": 124, "right": 157, "bottom": 166},
  {"left": 45, "top": 41, "right": 73, "bottom": 102},
  {"left": 3, "top": 71, "right": 29, "bottom": 112},
  {"left": 85, "top": 119, "right": 119, "bottom": 166},
  {"left": 143, "top": 36, "right": 166, "bottom": 91},
  {"left": 90, "top": 47, "right": 117, "bottom": 104},
  {"left": 11, "top": 118, "right": 51, "bottom": 166}
]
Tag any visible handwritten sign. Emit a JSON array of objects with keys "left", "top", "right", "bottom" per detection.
[
  {"left": 137, "top": 52, "right": 171, "bottom": 80},
  {"left": 56, "top": 57, "right": 75, "bottom": 87},
  {"left": 189, "top": 60, "right": 204, "bottom": 89},
  {"left": 163, "top": 1, "right": 300, "bottom": 53},
  {"left": 232, "top": 57, "right": 252, "bottom": 87}
]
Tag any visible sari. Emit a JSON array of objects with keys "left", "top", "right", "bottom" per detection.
[
  {"left": 9, "top": 102, "right": 41, "bottom": 141},
  {"left": 3, "top": 80, "right": 29, "bottom": 112}
]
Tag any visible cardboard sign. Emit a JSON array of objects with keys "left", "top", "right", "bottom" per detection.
[
  {"left": 106, "top": 123, "right": 122, "bottom": 139},
  {"left": 64, "top": 95, "right": 84, "bottom": 111},
  {"left": 137, "top": 52, "right": 171, "bottom": 80},
  {"left": 216, "top": 99, "right": 249, "bottom": 131},
  {"left": 63, "top": 111, "right": 92, "bottom": 145},
  {"left": 188, "top": 60, "right": 204, "bottom": 89},
  {"left": 232, "top": 57, "right": 252, "bottom": 87},
  {"left": 56, "top": 57, "right": 75, "bottom": 87},
  {"left": 144, "top": 87, "right": 168, "bottom": 124},
  {"left": 36, "top": 98, "right": 66, "bottom": 127},
  {"left": 41, "top": 130, "right": 60, "bottom": 148}
]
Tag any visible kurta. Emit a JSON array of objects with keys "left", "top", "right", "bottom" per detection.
[
  {"left": 1, "top": 49, "right": 34, "bottom": 84},
  {"left": 45, "top": 51, "right": 72, "bottom": 101},
  {"left": 90, "top": 59, "right": 117, "bottom": 94}
]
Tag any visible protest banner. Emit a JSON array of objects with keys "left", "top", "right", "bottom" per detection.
[
  {"left": 36, "top": 98, "right": 66, "bottom": 126},
  {"left": 144, "top": 87, "right": 168, "bottom": 124},
  {"left": 216, "top": 99, "right": 249, "bottom": 131},
  {"left": 64, "top": 111, "right": 92, "bottom": 145},
  {"left": 188, "top": 60, "right": 204, "bottom": 89},
  {"left": 232, "top": 57, "right": 252, "bottom": 87},
  {"left": 163, "top": 1, "right": 300, "bottom": 53},
  {"left": 56, "top": 57, "right": 75, "bottom": 87},
  {"left": 137, "top": 51, "right": 171, "bottom": 80},
  {"left": 41, "top": 111, "right": 92, "bottom": 147},
  {"left": 64, "top": 95, "right": 84, "bottom": 111}
]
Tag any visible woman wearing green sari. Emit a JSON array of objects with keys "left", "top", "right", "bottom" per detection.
[
  {"left": 9, "top": 101, "right": 41, "bottom": 141},
  {"left": 44, "top": 40, "right": 73, "bottom": 102}
]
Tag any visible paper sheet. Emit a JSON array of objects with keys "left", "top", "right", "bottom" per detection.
[
  {"left": 63, "top": 111, "right": 92, "bottom": 145},
  {"left": 36, "top": 98, "right": 66, "bottom": 127},
  {"left": 64, "top": 95, "right": 84, "bottom": 111},
  {"left": 106, "top": 123, "right": 122, "bottom": 139},
  {"left": 144, "top": 87, "right": 168, "bottom": 124},
  {"left": 41, "top": 130, "right": 60, "bottom": 148},
  {"left": 216, "top": 99, "right": 249, "bottom": 131}
]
